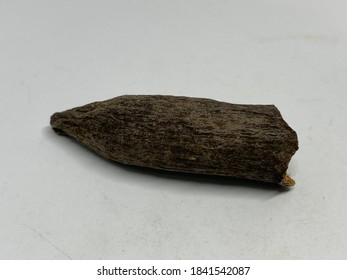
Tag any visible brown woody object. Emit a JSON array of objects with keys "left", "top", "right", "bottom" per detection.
[{"left": 51, "top": 95, "right": 298, "bottom": 186}]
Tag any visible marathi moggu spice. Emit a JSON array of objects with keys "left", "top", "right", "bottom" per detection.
[{"left": 50, "top": 95, "right": 298, "bottom": 186}]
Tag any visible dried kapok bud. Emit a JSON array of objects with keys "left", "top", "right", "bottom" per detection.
[{"left": 51, "top": 95, "right": 298, "bottom": 186}]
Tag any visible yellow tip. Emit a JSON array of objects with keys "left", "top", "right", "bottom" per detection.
[{"left": 280, "top": 173, "right": 295, "bottom": 187}]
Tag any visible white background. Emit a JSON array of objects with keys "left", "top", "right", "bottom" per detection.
[{"left": 1, "top": 0, "right": 346, "bottom": 259}]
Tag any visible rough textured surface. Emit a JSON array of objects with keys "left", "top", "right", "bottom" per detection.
[{"left": 50, "top": 95, "right": 298, "bottom": 186}]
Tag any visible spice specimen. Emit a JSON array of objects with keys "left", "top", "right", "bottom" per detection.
[{"left": 51, "top": 95, "right": 298, "bottom": 186}]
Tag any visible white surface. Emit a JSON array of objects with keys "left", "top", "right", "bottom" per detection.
[{"left": 1, "top": 0, "right": 347, "bottom": 259}]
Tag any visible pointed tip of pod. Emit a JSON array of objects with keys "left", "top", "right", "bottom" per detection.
[
  {"left": 50, "top": 112, "right": 68, "bottom": 136},
  {"left": 280, "top": 173, "right": 295, "bottom": 187}
]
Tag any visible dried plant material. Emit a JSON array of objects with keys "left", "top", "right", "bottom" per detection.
[{"left": 51, "top": 95, "right": 298, "bottom": 186}]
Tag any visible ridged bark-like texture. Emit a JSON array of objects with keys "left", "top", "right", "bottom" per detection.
[{"left": 51, "top": 95, "right": 298, "bottom": 186}]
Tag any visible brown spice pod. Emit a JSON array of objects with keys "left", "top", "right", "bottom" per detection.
[{"left": 51, "top": 95, "right": 298, "bottom": 186}]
